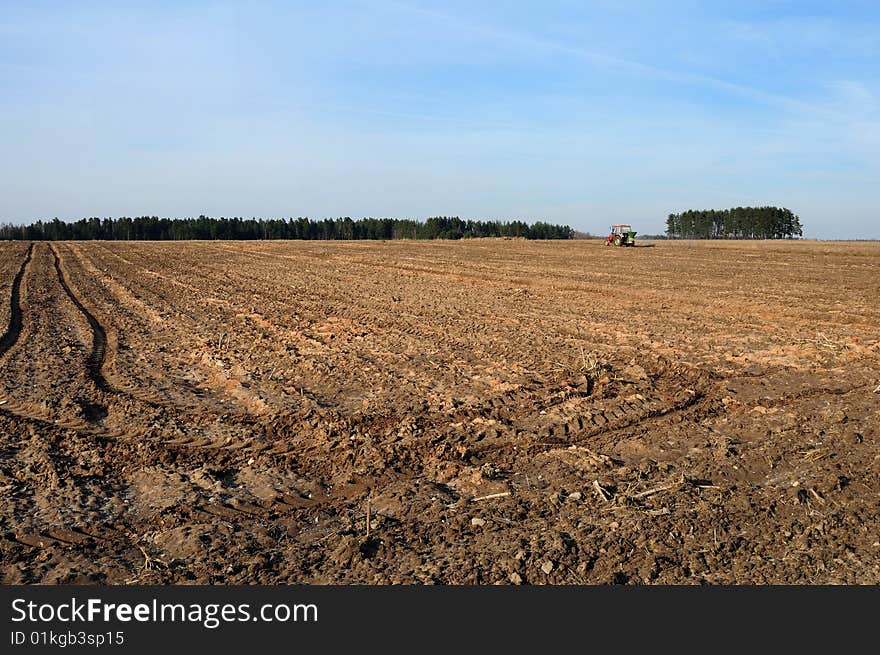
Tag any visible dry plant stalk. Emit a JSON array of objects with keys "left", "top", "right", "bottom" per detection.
[
  {"left": 592, "top": 479, "right": 612, "bottom": 502},
  {"left": 471, "top": 491, "right": 511, "bottom": 502},
  {"left": 800, "top": 447, "right": 830, "bottom": 462},
  {"left": 629, "top": 475, "right": 686, "bottom": 500},
  {"left": 796, "top": 332, "right": 848, "bottom": 352},
  {"left": 554, "top": 346, "right": 608, "bottom": 381},
  {"left": 365, "top": 499, "right": 371, "bottom": 539},
  {"left": 138, "top": 546, "right": 163, "bottom": 572}
]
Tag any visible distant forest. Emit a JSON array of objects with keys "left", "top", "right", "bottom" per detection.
[
  {"left": 0, "top": 215, "right": 573, "bottom": 241},
  {"left": 666, "top": 206, "right": 803, "bottom": 239}
]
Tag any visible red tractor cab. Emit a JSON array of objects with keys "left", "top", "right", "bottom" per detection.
[{"left": 606, "top": 224, "right": 637, "bottom": 247}]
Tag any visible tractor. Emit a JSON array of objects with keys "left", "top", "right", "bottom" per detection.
[{"left": 606, "top": 224, "right": 636, "bottom": 247}]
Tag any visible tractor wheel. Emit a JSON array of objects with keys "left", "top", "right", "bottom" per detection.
[{"left": 612, "top": 235, "right": 622, "bottom": 247}]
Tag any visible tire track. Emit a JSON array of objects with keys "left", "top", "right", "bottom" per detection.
[
  {"left": 48, "top": 246, "right": 299, "bottom": 437},
  {"left": 258, "top": 361, "right": 713, "bottom": 479},
  {"left": 0, "top": 244, "right": 95, "bottom": 431},
  {"left": 0, "top": 243, "right": 34, "bottom": 359},
  {"left": 50, "top": 244, "right": 112, "bottom": 393},
  {"left": 0, "top": 244, "right": 163, "bottom": 434}
]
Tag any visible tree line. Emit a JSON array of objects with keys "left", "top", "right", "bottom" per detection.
[
  {"left": 0, "top": 215, "right": 573, "bottom": 241},
  {"left": 666, "top": 207, "right": 803, "bottom": 239}
]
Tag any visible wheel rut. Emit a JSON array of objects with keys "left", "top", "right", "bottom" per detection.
[
  {"left": 0, "top": 243, "right": 33, "bottom": 359},
  {"left": 50, "top": 244, "right": 112, "bottom": 392}
]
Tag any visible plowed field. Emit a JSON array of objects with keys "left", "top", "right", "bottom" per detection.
[{"left": 1, "top": 239, "right": 878, "bottom": 584}]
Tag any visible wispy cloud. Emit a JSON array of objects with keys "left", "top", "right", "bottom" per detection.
[
  {"left": 723, "top": 15, "right": 880, "bottom": 56},
  {"left": 378, "top": 0, "right": 864, "bottom": 123}
]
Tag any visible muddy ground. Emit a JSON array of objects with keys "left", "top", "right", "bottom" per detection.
[{"left": 0, "top": 238, "right": 877, "bottom": 584}]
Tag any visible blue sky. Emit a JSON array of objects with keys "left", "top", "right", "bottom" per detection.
[{"left": 1, "top": 1, "right": 878, "bottom": 238}]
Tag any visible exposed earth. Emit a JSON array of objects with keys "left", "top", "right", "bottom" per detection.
[{"left": 0, "top": 238, "right": 878, "bottom": 584}]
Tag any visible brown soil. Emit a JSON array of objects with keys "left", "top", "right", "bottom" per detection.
[{"left": 0, "top": 239, "right": 877, "bottom": 584}]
